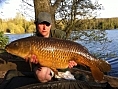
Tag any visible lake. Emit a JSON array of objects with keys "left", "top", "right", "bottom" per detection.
[
  {"left": 74, "top": 29, "right": 118, "bottom": 77},
  {"left": 4, "top": 29, "right": 118, "bottom": 77}
]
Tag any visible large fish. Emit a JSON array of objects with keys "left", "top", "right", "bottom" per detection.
[{"left": 5, "top": 36, "right": 111, "bottom": 82}]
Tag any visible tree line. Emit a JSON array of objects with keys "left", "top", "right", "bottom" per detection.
[
  {"left": 0, "top": 13, "right": 35, "bottom": 34},
  {"left": 75, "top": 17, "right": 118, "bottom": 30},
  {"left": 0, "top": 15, "right": 118, "bottom": 34},
  {"left": 0, "top": 0, "right": 103, "bottom": 35}
]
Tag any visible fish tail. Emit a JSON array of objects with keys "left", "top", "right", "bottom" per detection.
[
  {"left": 89, "top": 59, "right": 111, "bottom": 82},
  {"left": 75, "top": 57, "right": 108, "bottom": 81},
  {"left": 95, "top": 59, "right": 111, "bottom": 72},
  {"left": 90, "top": 67, "right": 104, "bottom": 82},
  {"left": 90, "top": 59, "right": 111, "bottom": 81}
]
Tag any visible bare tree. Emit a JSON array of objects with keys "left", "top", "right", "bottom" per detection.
[
  {"left": 55, "top": 0, "right": 102, "bottom": 37},
  {"left": 33, "top": 0, "right": 64, "bottom": 30},
  {"left": 21, "top": 0, "right": 102, "bottom": 32},
  {"left": 21, "top": 0, "right": 64, "bottom": 29}
]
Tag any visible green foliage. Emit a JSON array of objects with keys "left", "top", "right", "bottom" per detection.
[
  {"left": 14, "top": 25, "right": 25, "bottom": 34},
  {"left": 6, "top": 22, "right": 25, "bottom": 33},
  {"left": 57, "top": 17, "right": 118, "bottom": 32},
  {"left": 27, "top": 24, "right": 35, "bottom": 33},
  {"left": 7, "top": 22, "right": 16, "bottom": 33},
  {"left": 0, "top": 22, "right": 8, "bottom": 32},
  {"left": 0, "top": 13, "right": 35, "bottom": 34},
  {"left": 0, "top": 31, "right": 9, "bottom": 49}
]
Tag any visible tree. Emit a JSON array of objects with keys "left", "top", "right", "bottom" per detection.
[
  {"left": 33, "top": 0, "right": 63, "bottom": 29},
  {"left": 21, "top": 0, "right": 102, "bottom": 36},
  {"left": 27, "top": 24, "right": 35, "bottom": 33},
  {"left": 56, "top": 0, "right": 102, "bottom": 34}
]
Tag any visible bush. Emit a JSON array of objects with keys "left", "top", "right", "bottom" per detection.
[{"left": 0, "top": 31, "right": 9, "bottom": 49}]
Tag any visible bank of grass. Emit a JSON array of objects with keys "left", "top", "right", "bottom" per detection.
[{"left": 0, "top": 31, "right": 9, "bottom": 50}]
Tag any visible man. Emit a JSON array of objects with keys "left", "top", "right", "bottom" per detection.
[
  {"left": 32, "top": 12, "right": 77, "bottom": 82},
  {"left": 0, "top": 12, "right": 77, "bottom": 89}
]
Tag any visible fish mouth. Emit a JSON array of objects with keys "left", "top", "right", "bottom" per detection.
[
  {"left": 5, "top": 45, "right": 16, "bottom": 55},
  {"left": 5, "top": 45, "right": 9, "bottom": 52},
  {"left": 5, "top": 46, "right": 11, "bottom": 54}
]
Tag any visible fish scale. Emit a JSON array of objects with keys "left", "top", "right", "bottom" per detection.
[{"left": 5, "top": 36, "right": 111, "bottom": 82}]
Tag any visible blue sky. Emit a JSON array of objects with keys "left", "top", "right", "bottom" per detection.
[{"left": 0, "top": 0, "right": 118, "bottom": 20}]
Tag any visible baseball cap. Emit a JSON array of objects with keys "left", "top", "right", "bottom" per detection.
[{"left": 37, "top": 12, "right": 52, "bottom": 24}]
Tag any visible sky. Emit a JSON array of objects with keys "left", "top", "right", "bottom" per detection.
[
  {"left": 0, "top": 0, "right": 22, "bottom": 19},
  {"left": 95, "top": 0, "right": 118, "bottom": 18},
  {"left": 0, "top": 0, "right": 118, "bottom": 20}
]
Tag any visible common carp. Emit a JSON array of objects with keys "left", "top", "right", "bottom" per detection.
[{"left": 5, "top": 36, "right": 111, "bottom": 82}]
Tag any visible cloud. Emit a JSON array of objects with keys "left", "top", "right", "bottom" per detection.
[{"left": 0, "top": 0, "right": 21, "bottom": 19}]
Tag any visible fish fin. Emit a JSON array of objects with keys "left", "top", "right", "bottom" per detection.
[
  {"left": 95, "top": 59, "right": 111, "bottom": 72},
  {"left": 90, "top": 67, "right": 104, "bottom": 82},
  {"left": 50, "top": 67, "right": 58, "bottom": 75}
]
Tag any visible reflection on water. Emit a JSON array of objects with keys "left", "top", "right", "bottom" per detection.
[{"left": 4, "top": 30, "right": 118, "bottom": 77}]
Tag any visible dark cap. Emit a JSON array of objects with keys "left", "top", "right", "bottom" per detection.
[{"left": 37, "top": 12, "right": 52, "bottom": 24}]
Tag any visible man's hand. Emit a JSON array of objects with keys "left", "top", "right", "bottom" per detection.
[
  {"left": 30, "top": 54, "right": 38, "bottom": 64},
  {"left": 68, "top": 61, "right": 77, "bottom": 68}
]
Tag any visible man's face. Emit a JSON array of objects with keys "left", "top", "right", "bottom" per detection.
[{"left": 37, "top": 21, "right": 51, "bottom": 38}]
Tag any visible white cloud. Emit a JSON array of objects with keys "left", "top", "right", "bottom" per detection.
[
  {"left": 96, "top": 0, "right": 118, "bottom": 18},
  {"left": 0, "top": 0, "right": 21, "bottom": 19}
]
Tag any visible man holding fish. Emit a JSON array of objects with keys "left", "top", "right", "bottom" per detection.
[
  {"left": 31, "top": 12, "right": 77, "bottom": 82},
  {"left": 0, "top": 12, "right": 77, "bottom": 89}
]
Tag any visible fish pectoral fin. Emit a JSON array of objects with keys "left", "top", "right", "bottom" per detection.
[
  {"left": 90, "top": 67, "right": 104, "bottom": 82},
  {"left": 50, "top": 67, "right": 58, "bottom": 75}
]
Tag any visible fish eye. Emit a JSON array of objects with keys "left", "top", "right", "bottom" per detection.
[{"left": 13, "top": 42, "right": 18, "bottom": 47}]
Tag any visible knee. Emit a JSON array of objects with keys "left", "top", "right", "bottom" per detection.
[
  {"left": 4, "top": 70, "right": 18, "bottom": 80},
  {"left": 34, "top": 67, "right": 53, "bottom": 82}
]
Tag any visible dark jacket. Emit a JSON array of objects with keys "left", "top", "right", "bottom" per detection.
[
  {"left": 35, "top": 29, "right": 66, "bottom": 39},
  {"left": 50, "top": 29, "right": 66, "bottom": 39}
]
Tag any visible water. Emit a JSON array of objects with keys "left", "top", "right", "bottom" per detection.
[
  {"left": 4, "top": 30, "right": 118, "bottom": 77},
  {"left": 75, "top": 29, "right": 118, "bottom": 77},
  {"left": 4, "top": 33, "right": 34, "bottom": 43}
]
